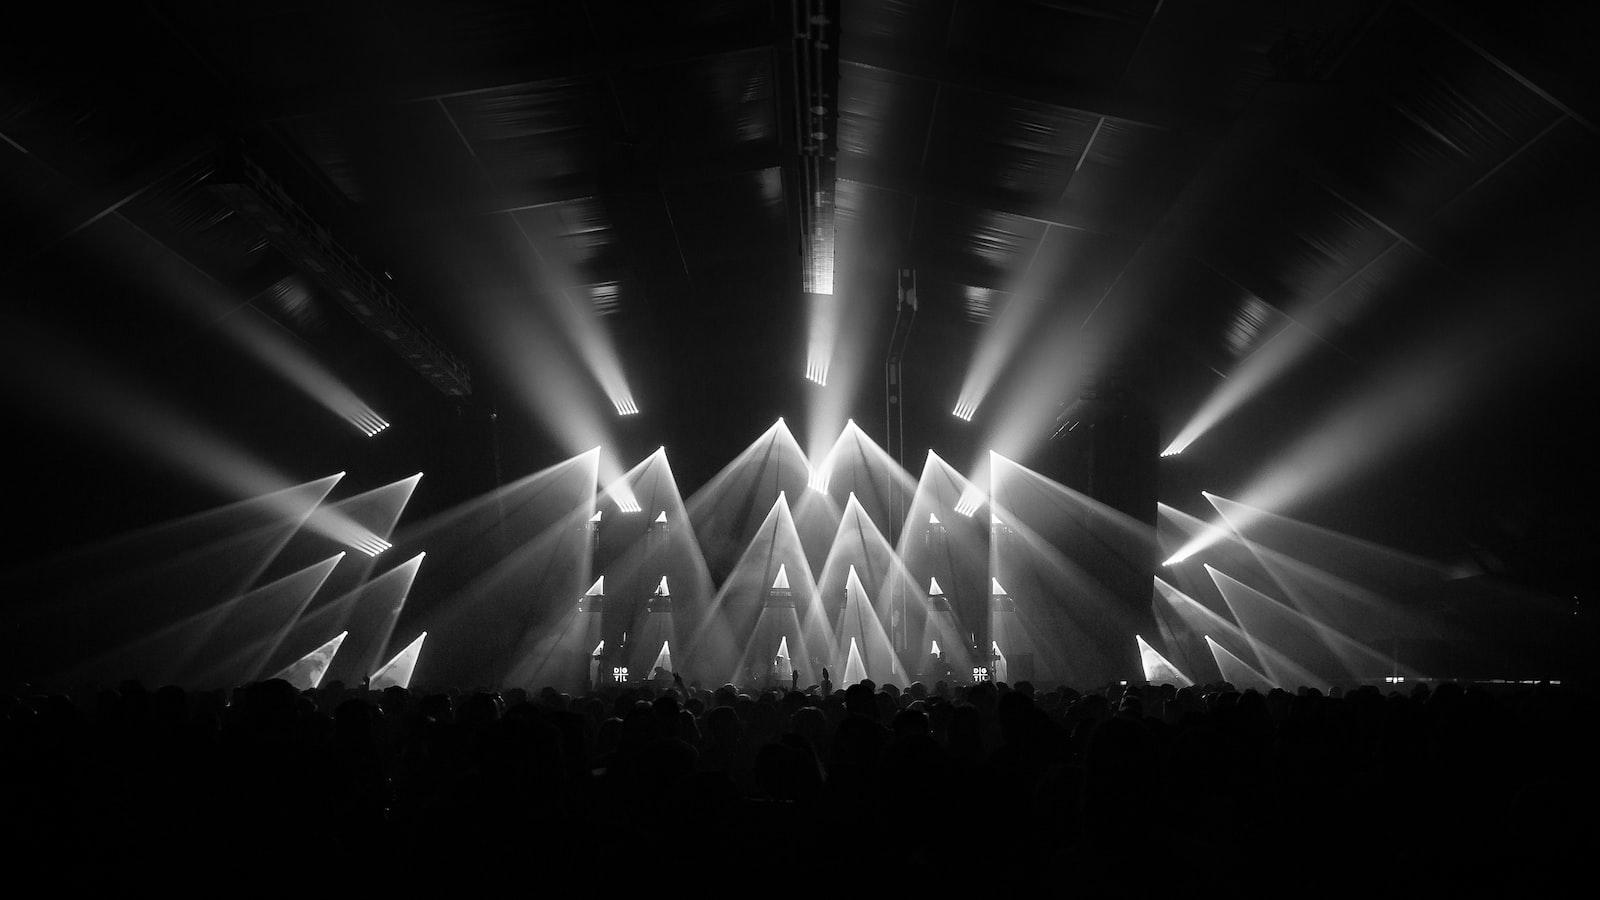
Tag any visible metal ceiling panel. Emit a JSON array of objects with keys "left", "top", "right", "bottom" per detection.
[
  {"left": 660, "top": 167, "right": 788, "bottom": 282},
  {"left": 1190, "top": 170, "right": 1397, "bottom": 313},
  {"left": 393, "top": 0, "right": 594, "bottom": 75},
  {"left": 276, "top": 115, "right": 366, "bottom": 204},
  {"left": 839, "top": 0, "right": 959, "bottom": 78},
  {"left": 612, "top": 49, "right": 779, "bottom": 173},
  {"left": 913, "top": 201, "right": 1047, "bottom": 287},
  {"left": 1117, "top": 0, "right": 1284, "bottom": 123},
  {"left": 509, "top": 196, "right": 618, "bottom": 290},
  {"left": 836, "top": 63, "right": 938, "bottom": 182},
  {"left": 834, "top": 177, "right": 916, "bottom": 308},
  {"left": 584, "top": 0, "right": 776, "bottom": 58},
  {"left": 955, "top": 0, "right": 1157, "bottom": 96},
  {"left": 442, "top": 79, "right": 603, "bottom": 195},
  {"left": 1423, "top": 118, "right": 1600, "bottom": 276},
  {"left": 1309, "top": 3, "right": 1563, "bottom": 228},
  {"left": 923, "top": 87, "right": 1101, "bottom": 201},
  {"left": 1056, "top": 117, "right": 1184, "bottom": 232}
]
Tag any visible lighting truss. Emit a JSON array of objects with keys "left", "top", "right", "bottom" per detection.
[
  {"left": 790, "top": 0, "right": 839, "bottom": 297},
  {"left": 804, "top": 215, "right": 835, "bottom": 296},
  {"left": 209, "top": 150, "right": 472, "bottom": 397}
]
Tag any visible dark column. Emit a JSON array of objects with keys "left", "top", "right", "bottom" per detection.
[{"left": 1045, "top": 368, "right": 1159, "bottom": 683}]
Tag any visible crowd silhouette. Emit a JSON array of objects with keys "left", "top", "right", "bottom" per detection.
[{"left": 2, "top": 673, "right": 1591, "bottom": 887}]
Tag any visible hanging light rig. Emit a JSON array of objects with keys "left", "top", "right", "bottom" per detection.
[{"left": 791, "top": 0, "right": 840, "bottom": 299}]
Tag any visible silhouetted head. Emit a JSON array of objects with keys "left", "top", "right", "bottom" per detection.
[
  {"left": 892, "top": 707, "right": 930, "bottom": 738},
  {"left": 791, "top": 706, "right": 827, "bottom": 747},
  {"left": 845, "top": 683, "right": 877, "bottom": 720},
  {"left": 706, "top": 705, "right": 742, "bottom": 745}
]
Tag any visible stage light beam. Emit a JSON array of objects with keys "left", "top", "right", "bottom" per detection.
[
  {"left": 1163, "top": 518, "right": 1234, "bottom": 567},
  {"left": 1136, "top": 635, "right": 1194, "bottom": 687},
  {"left": 273, "top": 631, "right": 348, "bottom": 690},
  {"left": 843, "top": 636, "right": 866, "bottom": 685},
  {"left": 369, "top": 632, "right": 427, "bottom": 690}
]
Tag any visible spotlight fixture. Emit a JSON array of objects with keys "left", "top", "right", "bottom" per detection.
[
  {"left": 805, "top": 358, "right": 829, "bottom": 386},
  {"left": 807, "top": 470, "right": 830, "bottom": 494},
  {"left": 954, "top": 485, "right": 983, "bottom": 517},
  {"left": 351, "top": 534, "right": 392, "bottom": 558},
  {"left": 613, "top": 396, "right": 640, "bottom": 416},
  {"left": 952, "top": 401, "right": 977, "bottom": 422},
  {"left": 349, "top": 411, "right": 391, "bottom": 437},
  {"left": 605, "top": 477, "right": 642, "bottom": 513}
]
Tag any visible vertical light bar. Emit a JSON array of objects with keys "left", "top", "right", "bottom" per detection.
[
  {"left": 804, "top": 211, "right": 835, "bottom": 296},
  {"left": 954, "top": 484, "right": 984, "bottom": 517},
  {"left": 347, "top": 410, "right": 391, "bottom": 437},
  {"left": 805, "top": 356, "right": 830, "bottom": 386}
]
